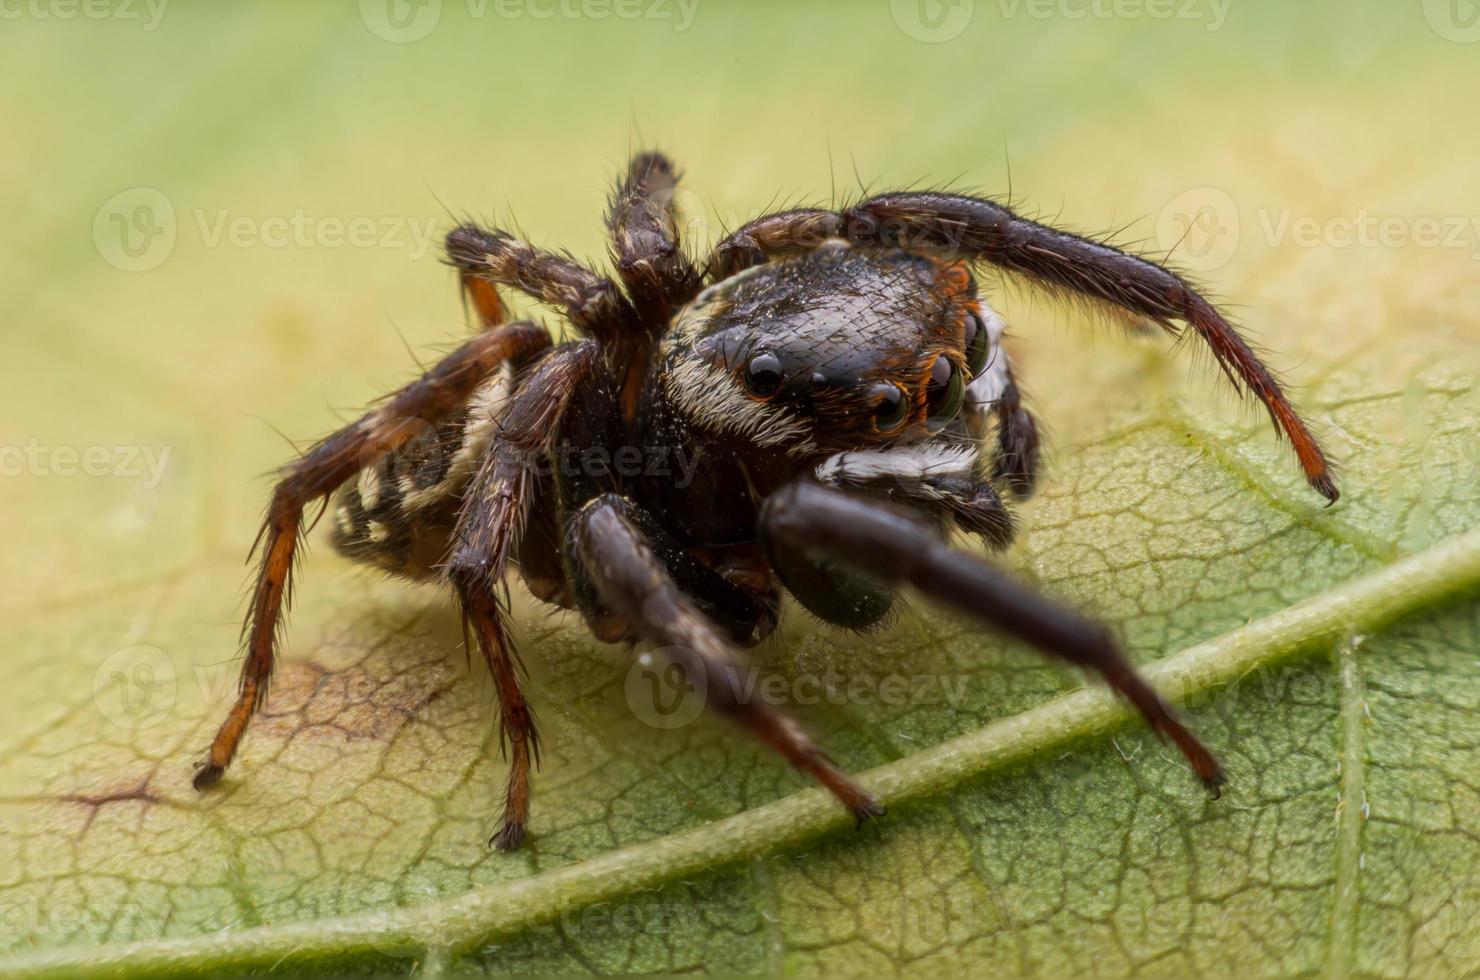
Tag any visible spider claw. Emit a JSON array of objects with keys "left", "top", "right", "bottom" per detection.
[
  {"left": 849, "top": 793, "right": 887, "bottom": 829},
  {"left": 491, "top": 820, "right": 527, "bottom": 852},
  {"left": 1202, "top": 767, "right": 1228, "bottom": 801},
  {"left": 192, "top": 762, "right": 224, "bottom": 791}
]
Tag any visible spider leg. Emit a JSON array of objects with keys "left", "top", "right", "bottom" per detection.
[
  {"left": 459, "top": 269, "right": 506, "bottom": 330},
  {"left": 445, "top": 448, "right": 540, "bottom": 852},
  {"left": 992, "top": 373, "right": 1040, "bottom": 498},
  {"left": 707, "top": 194, "right": 1337, "bottom": 503},
  {"left": 192, "top": 320, "right": 552, "bottom": 791},
  {"left": 761, "top": 480, "right": 1225, "bottom": 794},
  {"left": 445, "top": 223, "right": 635, "bottom": 345},
  {"left": 447, "top": 341, "right": 599, "bottom": 850},
  {"left": 600, "top": 151, "right": 706, "bottom": 418},
  {"left": 845, "top": 192, "right": 1336, "bottom": 502},
  {"left": 606, "top": 151, "right": 703, "bottom": 324},
  {"left": 568, "top": 493, "right": 885, "bottom": 825},
  {"left": 707, "top": 208, "right": 841, "bottom": 281}
]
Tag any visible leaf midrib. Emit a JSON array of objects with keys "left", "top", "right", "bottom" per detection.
[{"left": 6, "top": 526, "right": 1480, "bottom": 979}]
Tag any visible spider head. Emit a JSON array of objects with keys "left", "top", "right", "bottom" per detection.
[{"left": 658, "top": 244, "right": 994, "bottom": 458}]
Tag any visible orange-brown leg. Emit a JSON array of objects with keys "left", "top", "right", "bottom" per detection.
[
  {"left": 446, "top": 448, "right": 541, "bottom": 851},
  {"left": 192, "top": 319, "right": 551, "bottom": 790},
  {"left": 460, "top": 271, "right": 506, "bottom": 330},
  {"left": 442, "top": 341, "right": 599, "bottom": 849}
]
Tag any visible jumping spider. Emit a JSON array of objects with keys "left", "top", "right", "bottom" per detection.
[{"left": 193, "top": 153, "right": 1338, "bottom": 850}]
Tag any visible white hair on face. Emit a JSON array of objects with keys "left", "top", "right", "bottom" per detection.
[
  {"left": 357, "top": 465, "right": 383, "bottom": 511},
  {"left": 665, "top": 357, "right": 816, "bottom": 454},
  {"left": 967, "top": 301, "right": 1011, "bottom": 412},
  {"left": 816, "top": 445, "right": 978, "bottom": 487}
]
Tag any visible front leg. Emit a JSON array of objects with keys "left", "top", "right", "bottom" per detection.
[
  {"left": 568, "top": 493, "right": 884, "bottom": 825},
  {"left": 761, "top": 480, "right": 1225, "bottom": 794}
]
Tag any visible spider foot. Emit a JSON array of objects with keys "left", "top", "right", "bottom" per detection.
[
  {"left": 192, "top": 761, "right": 224, "bottom": 792},
  {"left": 848, "top": 792, "right": 887, "bottom": 829},
  {"left": 490, "top": 819, "right": 527, "bottom": 852},
  {"left": 1202, "top": 767, "right": 1228, "bottom": 801}
]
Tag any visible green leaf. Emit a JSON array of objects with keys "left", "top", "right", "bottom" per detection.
[{"left": 3, "top": 5, "right": 1478, "bottom": 977}]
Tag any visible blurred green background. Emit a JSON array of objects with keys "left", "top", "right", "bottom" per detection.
[{"left": 3, "top": 2, "right": 1480, "bottom": 976}]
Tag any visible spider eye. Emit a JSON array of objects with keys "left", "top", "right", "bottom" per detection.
[
  {"left": 925, "top": 355, "right": 963, "bottom": 432},
  {"left": 869, "top": 384, "right": 908, "bottom": 431},
  {"left": 964, "top": 311, "right": 991, "bottom": 377},
  {"left": 743, "top": 352, "right": 784, "bottom": 397}
]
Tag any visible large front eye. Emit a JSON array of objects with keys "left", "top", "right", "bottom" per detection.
[
  {"left": 869, "top": 383, "right": 908, "bottom": 431},
  {"left": 964, "top": 311, "right": 991, "bottom": 377},
  {"left": 743, "top": 351, "right": 784, "bottom": 397},
  {"left": 925, "top": 355, "right": 963, "bottom": 431}
]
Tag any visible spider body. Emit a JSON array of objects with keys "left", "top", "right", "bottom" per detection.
[{"left": 194, "top": 153, "right": 1338, "bottom": 851}]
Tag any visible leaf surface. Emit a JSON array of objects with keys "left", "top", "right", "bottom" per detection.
[{"left": 1, "top": 5, "right": 1477, "bottom": 977}]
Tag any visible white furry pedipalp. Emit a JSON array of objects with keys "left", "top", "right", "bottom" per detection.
[
  {"left": 966, "top": 301, "right": 1011, "bottom": 411},
  {"left": 816, "top": 444, "right": 978, "bottom": 488}
]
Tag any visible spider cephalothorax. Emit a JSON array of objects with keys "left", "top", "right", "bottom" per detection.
[{"left": 193, "top": 152, "right": 1337, "bottom": 850}]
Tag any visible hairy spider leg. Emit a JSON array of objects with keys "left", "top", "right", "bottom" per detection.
[
  {"left": 709, "top": 193, "right": 1337, "bottom": 503},
  {"left": 761, "top": 480, "right": 1225, "bottom": 793},
  {"left": 193, "top": 320, "right": 552, "bottom": 791},
  {"left": 570, "top": 493, "right": 886, "bottom": 825}
]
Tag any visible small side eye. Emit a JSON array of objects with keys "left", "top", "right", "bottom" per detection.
[
  {"left": 925, "top": 355, "right": 963, "bottom": 432},
  {"left": 743, "top": 352, "right": 784, "bottom": 397},
  {"left": 869, "top": 384, "right": 908, "bottom": 431},
  {"left": 964, "top": 311, "right": 991, "bottom": 377}
]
